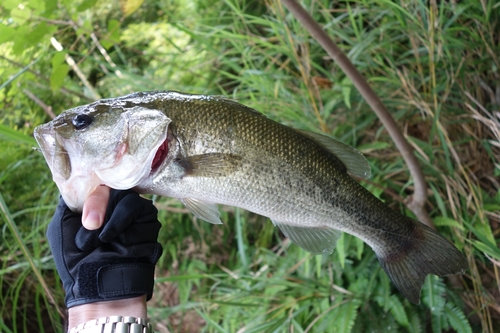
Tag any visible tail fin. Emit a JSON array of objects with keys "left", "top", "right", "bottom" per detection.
[{"left": 376, "top": 222, "right": 467, "bottom": 304}]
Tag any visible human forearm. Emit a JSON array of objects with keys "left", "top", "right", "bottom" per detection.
[{"left": 67, "top": 295, "right": 147, "bottom": 329}]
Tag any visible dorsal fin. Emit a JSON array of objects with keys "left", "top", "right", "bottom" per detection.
[{"left": 296, "top": 130, "right": 371, "bottom": 179}]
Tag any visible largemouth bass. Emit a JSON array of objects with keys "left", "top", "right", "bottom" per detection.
[{"left": 34, "top": 91, "right": 467, "bottom": 304}]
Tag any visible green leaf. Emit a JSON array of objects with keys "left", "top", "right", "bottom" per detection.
[
  {"left": 51, "top": 51, "right": 67, "bottom": 67},
  {"left": 471, "top": 241, "right": 500, "bottom": 260},
  {"left": 355, "top": 236, "right": 364, "bottom": 260},
  {"left": 463, "top": 220, "right": 500, "bottom": 259},
  {"left": 388, "top": 295, "right": 409, "bottom": 327},
  {"left": 335, "top": 299, "right": 361, "bottom": 333},
  {"left": 358, "top": 141, "right": 390, "bottom": 152},
  {"left": 483, "top": 203, "right": 500, "bottom": 212},
  {"left": 77, "top": 19, "right": 92, "bottom": 37},
  {"left": 433, "top": 216, "right": 465, "bottom": 231},
  {"left": 50, "top": 63, "right": 69, "bottom": 92},
  {"left": 0, "top": 24, "right": 16, "bottom": 44},
  {"left": 102, "top": 19, "right": 121, "bottom": 49},
  {"left": 77, "top": 0, "right": 98, "bottom": 12},
  {"left": 429, "top": 182, "right": 448, "bottom": 216},
  {"left": 1, "top": 0, "right": 19, "bottom": 10},
  {"left": 0, "top": 57, "right": 40, "bottom": 90},
  {"left": 120, "top": 0, "right": 145, "bottom": 17},
  {"left": 407, "top": 311, "right": 422, "bottom": 333},
  {"left": 28, "top": 0, "right": 45, "bottom": 15},
  {"left": 0, "top": 125, "right": 37, "bottom": 146},
  {"left": 108, "top": 19, "right": 121, "bottom": 42},
  {"left": 444, "top": 303, "right": 472, "bottom": 333},
  {"left": 11, "top": 6, "right": 32, "bottom": 25},
  {"left": 41, "top": 0, "right": 57, "bottom": 17},
  {"left": 341, "top": 76, "right": 352, "bottom": 109},
  {"left": 25, "top": 22, "right": 55, "bottom": 46},
  {"left": 474, "top": 219, "right": 495, "bottom": 244},
  {"left": 12, "top": 25, "right": 30, "bottom": 54},
  {"left": 336, "top": 232, "right": 346, "bottom": 269},
  {"left": 423, "top": 276, "right": 446, "bottom": 333}
]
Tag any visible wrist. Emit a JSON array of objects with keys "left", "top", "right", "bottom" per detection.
[{"left": 67, "top": 295, "right": 147, "bottom": 330}]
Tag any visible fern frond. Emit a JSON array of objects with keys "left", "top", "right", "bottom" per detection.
[
  {"left": 444, "top": 303, "right": 472, "bottom": 333},
  {"left": 407, "top": 311, "right": 422, "bottom": 333},
  {"left": 334, "top": 299, "right": 361, "bottom": 333},
  {"left": 388, "top": 295, "right": 409, "bottom": 327}
]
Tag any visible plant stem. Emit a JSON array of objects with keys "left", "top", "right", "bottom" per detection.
[
  {"left": 280, "top": 0, "right": 434, "bottom": 229},
  {"left": 23, "top": 89, "right": 56, "bottom": 119}
]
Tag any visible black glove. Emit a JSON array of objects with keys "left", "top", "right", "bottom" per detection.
[{"left": 47, "top": 189, "right": 163, "bottom": 308}]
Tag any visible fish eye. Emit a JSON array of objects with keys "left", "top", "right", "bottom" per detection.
[{"left": 72, "top": 114, "right": 93, "bottom": 130}]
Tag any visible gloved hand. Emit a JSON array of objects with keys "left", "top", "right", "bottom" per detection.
[{"left": 47, "top": 189, "right": 163, "bottom": 308}]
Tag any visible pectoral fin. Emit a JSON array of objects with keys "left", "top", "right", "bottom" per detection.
[
  {"left": 272, "top": 220, "right": 342, "bottom": 254},
  {"left": 181, "top": 198, "right": 223, "bottom": 225},
  {"left": 297, "top": 130, "right": 371, "bottom": 179},
  {"left": 176, "top": 153, "right": 243, "bottom": 178}
]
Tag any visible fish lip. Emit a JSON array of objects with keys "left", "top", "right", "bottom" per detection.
[
  {"left": 34, "top": 122, "right": 71, "bottom": 181},
  {"left": 34, "top": 123, "right": 54, "bottom": 156}
]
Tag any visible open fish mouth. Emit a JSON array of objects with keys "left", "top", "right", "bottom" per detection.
[{"left": 151, "top": 139, "right": 169, "bottom": 172}]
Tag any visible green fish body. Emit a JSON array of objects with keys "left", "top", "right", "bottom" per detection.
[{"left": 34, "top": 91, "right": 467, "bottom": 304}]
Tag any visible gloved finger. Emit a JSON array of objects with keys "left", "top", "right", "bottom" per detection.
[
  {"left": 75, "top": 227, "right": 102, "bottom": 251},
  {"left": 47, "top": 197, "right": 81, "bottom": 243},
  {"left": 46, "top": 198, "right": 67, "bottom": 239},
  {"left": 46, "top": 197, "right": 83, "bottom": 290},
  {"left": 98, "top": 191, "right": 152, "bottom": 242},
  {"left": 115, "top": 216, "right": 162, "bottom": 245}
]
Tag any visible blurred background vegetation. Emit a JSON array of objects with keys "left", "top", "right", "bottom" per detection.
[{"left": 1, "top": 0, "right": 499, "bottom": 332}]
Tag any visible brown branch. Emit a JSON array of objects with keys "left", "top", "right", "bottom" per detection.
[
  {"left": 22, "top": 89, "right": 56, "bottom": 119},
  {"left": 280, "top": 0, "right": 434, "bottom": 229}
]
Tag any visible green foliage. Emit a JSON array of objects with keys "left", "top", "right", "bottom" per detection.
[
  {"left": 1, "top": 0, "right": 499, "bottom": 332},
  {"left": 422, "top": 276, "right": 472, "bottom": 333}
]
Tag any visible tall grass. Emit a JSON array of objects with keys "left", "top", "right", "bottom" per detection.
[{"left": 0, "top": 0, "right": 498, "bottom": 332}]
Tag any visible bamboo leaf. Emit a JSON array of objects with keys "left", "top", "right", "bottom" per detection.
[
  {"left": 336, "top": 232, "right": 346, "bottom": 269},
  {"left": 463, "top": 221, "right": 500, "bottom": 259},
  {"left": 341, "top": 76, "right": 353, "bottom": 109},
  {"left": 0, "top": 192, "right": 62, "bottom": 317},
  {"left": 0, "top": 124, "right": 37, "bottom": 146},
  {"left": 358, "top": 141, "right": 390, "bottom": 152},
  {"left": 471, "top": 241, "right": 500, "bottom": 261},
  {"left": 433, "top": 216, "right": 465, "bottom": 231}
]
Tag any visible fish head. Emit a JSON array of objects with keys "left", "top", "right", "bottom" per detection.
[{"left": 34, "top": 100, "right": 170, "bottom": 211}]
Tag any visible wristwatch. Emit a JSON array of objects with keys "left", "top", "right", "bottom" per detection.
[{"left": 68, "top": 316, "right": 154, "bottom": 333}]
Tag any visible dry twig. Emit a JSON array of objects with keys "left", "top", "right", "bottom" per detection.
[
  {"left": 22, "top": 89, "right": 56, "bottom": 119},
  {"left": 280, "top": 0, "right": 434, "bottom": 229}
]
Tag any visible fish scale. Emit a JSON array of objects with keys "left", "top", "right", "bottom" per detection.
[{"left": 34, "top": 90, "right": 468, "bottom": 304}]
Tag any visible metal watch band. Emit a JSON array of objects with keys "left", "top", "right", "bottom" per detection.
[{"left": 68, "top": 316, "right": 154, "bottom": 333}]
